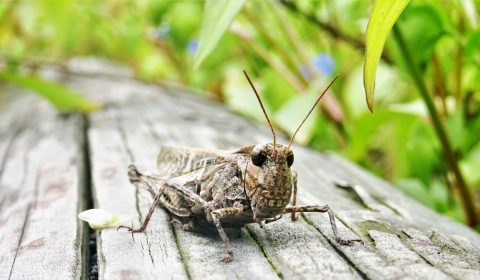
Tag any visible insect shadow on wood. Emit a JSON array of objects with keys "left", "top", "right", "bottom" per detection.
[{"left": 118, "top": 70, "right": 363, "bottom": 263}]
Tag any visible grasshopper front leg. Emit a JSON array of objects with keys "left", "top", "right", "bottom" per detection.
[
  {"left": 209, "top": 206, "right": 244, "bottom": 263},
  {"left": 284, "top": 205, "right": 363, "bottom": 245}
]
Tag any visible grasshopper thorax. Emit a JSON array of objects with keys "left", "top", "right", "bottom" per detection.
[{"left": 245, "top": 143, "right": 294, "bottom": 219}]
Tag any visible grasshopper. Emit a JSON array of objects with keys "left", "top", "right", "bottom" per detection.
[{"left": 118, "top": 71, "right": 363, "bottom": 262}]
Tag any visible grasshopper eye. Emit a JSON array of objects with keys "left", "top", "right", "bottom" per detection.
[
  {"left": 252, "top": 152, "right": 267, "bottom": 166},
  {"left": 287, "top": 153, "right": 294, "bottom": 167}
]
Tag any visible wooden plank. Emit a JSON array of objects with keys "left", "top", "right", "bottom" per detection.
[
  {"left": 88, "top": 108, "right": 188, "bottom": 279},
  {"left": 0, "top": 117, "right": 40, "bottom": 279},
  {"left": 325, "top": 152, "right": 480, "bottom": 242},
  {"left": 402, "top": 228, "right": 480, "bottom": 279},
  {"left": 284, "top": 147, "right": 480, "bottom": 279},
  {"left": 246, "top": 218, "right": 362, "bottom": 279},
  {"left": 0, "top": 93, "right": 87, "bottom": 279},
  {"left": 0, "top": 91, "right": 39, "bottom": 178}
]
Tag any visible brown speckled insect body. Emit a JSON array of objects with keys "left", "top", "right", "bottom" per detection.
[{"left": 118, "top": 71, "right": 363, "bottom": 262}]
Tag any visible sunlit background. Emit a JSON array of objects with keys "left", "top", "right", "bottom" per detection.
[{"left": 1, "top": 0, "right": 479, "bottom": 228}]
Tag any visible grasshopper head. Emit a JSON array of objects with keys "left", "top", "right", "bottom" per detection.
[{"left": 245, "top": 143, "right": 294, "bottom": 219}]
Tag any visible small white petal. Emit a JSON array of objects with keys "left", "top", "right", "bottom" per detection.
[{"left": 78, "top": 209, "right": 135, "bottom": 230}]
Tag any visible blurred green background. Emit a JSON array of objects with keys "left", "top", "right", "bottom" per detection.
[{"left": 0, "top": 0, "right": 479, "bottom": 229}]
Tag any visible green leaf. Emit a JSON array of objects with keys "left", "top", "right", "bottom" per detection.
[
  {"left": 193, "top": 0, "right": 246, "bottom": 69},
  {"left": 346, "top": 110, "right": 417, "bottom": 162},
  {"left": 273, "top": 81, "right": 327, "bottom": 145},
  {"left": 460, "top": 142, "right": 480, "bottom": 187},
  {"left": 345, "top": 64, "right": 409, "bottom": 119},
  {"left": 406, "top": 121, "right": 440, "bottom": 187},
  {"left": 465, "top": 30, "right": 480, "bottom": 58},
  {"left": 274, "top": 94, "right": 319, "bottom": 145},
  {"left": 400, "top": 6, "right": 444, "bottom": 64},
  {"left": 363, "top": 0, "right": 410, "bottom": 112},
  {"left": 0, "top": 72, "right": 101, "bottom": 112},
  {"left": 396, "top": 178, "right": 435, "bottom": 209},
  {"left": 261, "top": 68, "right": 296, "bottom": 111},
  {"left": 223, "top": 69, "right": 269, "bottom": 122},
  {"left": 168, "top": 2, "right": 202, "bottom": 49},
  {"left": 445, "top": 109, "right": 465, "bottom": 151}
]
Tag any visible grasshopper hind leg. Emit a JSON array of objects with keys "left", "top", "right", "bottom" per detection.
[
  {"left": 117, "top": 190, "right": 162, "bottom": 233},
  {"left": 117, "top": 165, "right": 165, "bottom": 233},
  {"left": 119, "top": 165, "right": 206, "bottom": 233}
]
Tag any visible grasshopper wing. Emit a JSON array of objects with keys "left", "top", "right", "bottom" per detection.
[{"left": 156, "top": 146, "right": 231, "bottom": 178}]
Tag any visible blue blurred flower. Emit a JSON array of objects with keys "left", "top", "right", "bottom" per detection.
[
  {"left": 299, "top": 53, "right": 336, "bottom": 80},
  {"left": 187, "top": 39, "right": 199, "bottom": 55},
  {"left": 312, "top": 53, "right": 335, "bottom": 76}
]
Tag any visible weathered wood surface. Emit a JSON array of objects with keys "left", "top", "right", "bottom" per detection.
[
  {"left": 0, "top": 89, "right": 87, "bottom": 279},
  {"left": 0, "top": 61, "right": 479, "bottom": 280}
]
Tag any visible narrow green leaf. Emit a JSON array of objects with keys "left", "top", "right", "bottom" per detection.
[
  {"left": 363, "top": 0, "right": 410, "bottom": 112},
  {"left": 399, "top": 6, "right": 444, "bottom": 66},
  {"left": 193, "top": 0, "right": 246, "bottom": 69},
  {"left": 387, "top": 5, "right": 445, "bottom": 75},
  {"left": 0, "top": 72, "right": 101, "bottom": 112}
]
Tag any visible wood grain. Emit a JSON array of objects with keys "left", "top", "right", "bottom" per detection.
[
  {"left": 0, "top": 92, "right": 87, "bottom": 279},
  {"left": 88, "top": 109, "right": 188, "bottom": 279}
]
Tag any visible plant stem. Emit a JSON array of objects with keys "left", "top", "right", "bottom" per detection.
[
  {"left": 431, "top": 52, "right": 448, "bottom": 115},
  {"left": 392, "top": 24, "right": 479, "bottom": 227},
  {"left": 454, "top": 15, "right": 465, "bottom": 106}
]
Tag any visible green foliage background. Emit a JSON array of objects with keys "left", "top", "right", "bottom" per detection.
[{"left": 1, "top": 0, "right": 479, "bottom": 228}]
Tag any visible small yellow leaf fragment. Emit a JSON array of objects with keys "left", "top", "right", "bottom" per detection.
[{"left": 78, "top": 209, "right": 135, "bottom": 230}]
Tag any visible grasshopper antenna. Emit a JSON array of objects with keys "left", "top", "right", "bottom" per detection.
[
  {"left": 243, "top": 70, "right": 277, "bottom": 154},
  {"left": 287, "top": 75, "right": 338, "bottom": 151}
]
